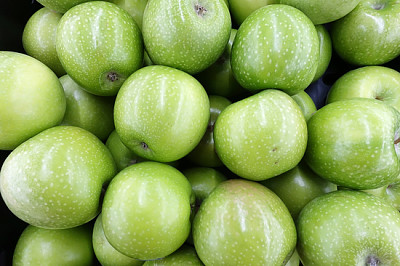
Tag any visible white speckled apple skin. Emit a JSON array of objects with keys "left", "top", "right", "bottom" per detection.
[
  {"left": 214, "top": 89, "right": 307, "bottom": 181},
  {"left": 231, "top": 4, "right": 319, "bottom": 95},
  {"left": 114, "top": 65, "right": 210, "bottom": 163},
  {"left": 142, "top": 0, "right": 231, "bottom": 75},
  {"left": 102, "top": 162, "right": 192, "bottom": 260},
  {"left": 37, "top": 0, "right": 93, "bottom": 13},
  {"left": 93, "top": 214, "right": 143, "bottom": 266},
  {"left": 0, "top": 126, "right": 117, "bottom": 229},
  {"left": 143, "top": 245, "right": 203, "bottom": 265},
  {"left": 305, "top": 98, "right": 400, "bottom": 190},
  {"left": 297, "top": 190, "right": 400, "bottom": 265},
  {"left": 193, "top": 179, "right": 297, "bottom": 265},
  {"left": 56, "top": 1, "right": 143, "bottom": 96}
]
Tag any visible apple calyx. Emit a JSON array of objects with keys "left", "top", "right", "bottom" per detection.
[
  {"left": 141, "top": 142, "right": 149, "bottom": 150},
  {"left": 366, "top": 255, "right": 381, "bottom": 266},
  {"left": 107, "top": 72, "right": 119, "bottom": 82},
  {"left": 194, "top": 3, "right": 207, "bottom": 17},
  {"left": 371, "top": 3, "right": 386, "bottom": 10}
]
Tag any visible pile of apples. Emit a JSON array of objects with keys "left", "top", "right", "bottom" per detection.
[{"left": 1, "top": 0, "right": 400, "bottom": 265}]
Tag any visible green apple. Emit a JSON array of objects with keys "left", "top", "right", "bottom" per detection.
[
  {"left": 297, "top": 190, "right": 400, "bottom": 265},
  {"left": 312, "top": 25, "right": 332, "bottom": 83},
  {"left": 109, "top": 0, "right": 148, "bottom": 30},
  {"left": 261, "top": 160, "right": 337, "bottom": 219},
  {"left": 231, "top": 4, "right": 319, "bottom": 95},
  {"left": 60, "top": 75, "right": 114, "bottom": 141},
  {"left": 102, "top": 161, "right": 193, "bottom": 260},
  {"left": 13, "top": 224, "right": 94, "bottom": 266},
  {"left": 143, "top": 245, "right": 203, "bottom": 265},
  {"left": 195, "top": 29, "right": 246, "bottom": 99},
  {"left": 193, "top": 179, "right": 296, "bottom": 265},
  {"left": 291, "top": 91, "right": 317, "bottom": 121},
  {"left": 214, "top": 89, "right": 307, "bottom": 181},
  {"left": 279, "top": 0, "right": 360, "bottom": 24},
  {"left": 56, "top": 1, "right": 143, "bottom": 96},
  {"left": 228, "top": 0, "right": 277, "bottom": 26},
  {"left": 0, "top": 51, "right": 66, "bottom": 150},
  {"left": 22, "top": 7, "right": 65, "bottom": 76},
  {"left": 114, "top": 65, "right": 210, "bottom": 163},
  {"left": 142, "top": 0, "right": 231, "bottom": 74},
  {"left": 36, "top": 0, "right": 92, "bottom": 13},
  {"left": 326, "top": 66, "right": 400, "bottom": 112},
  {"left": 93, "top": 214, "right": 143, "bottom": 266},
  {"left": 285, "top": 250, "right": 300, "bottom": 266},
  {"left": 186, "top": 95, "right": 231, "bottom": 167},
  {"left": 0, "top": 126, "right": 117, "bottom": 229},
  {"left": 331, "top": 0, "right": 400, "bottom": 65},
  {"left": 361, "top": 180, "right": 400, "bottom": 211},
  {"left": 305, "top": 98, "right": 400, "bottom": 189}
]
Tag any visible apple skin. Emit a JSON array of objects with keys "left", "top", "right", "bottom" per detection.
[
  {"left": 312, "top": 25, "right": 332, "bottom": 83},
  {"left": 326, "top": 66, "right": 400, "bottom": 112},
  {"left": 297, "top": 190, "right": 400, "bottom": 265},
  {"left": 142, "top": 0, "right": 231, "bottom": 75},
  {"left": 186, "top": 95, "right": 231, "bottom": 167},
  {"left": 36, "top": 0, "right": 92, "bottom": 13},
  {"left": 109, "top": 0, "right": 148, "bottom": 30},
  {"left": 143, "top": 245, "right": 203, "bottom": 266},
  {"left": 331, "top": 0, "right": 400, "bottom": 65},
  {"left": 93, "top": 214, "right": 143, "bottom": 266},
  {"left": 60, "top": 75, "right": 115, "bottom": 141},
  {"left": 291, "top": 91, "right": 317, "bottom": 121},
  {"left": 102, "top": 161, "right": 193, "bottom": 260},
  {"left": 228, "top": 0, "right": 277, "bottom": 26},
  {"left": 13, "top": 224, "right": 94, "bottom": 266},
  {"left": 305, "top": 98, "right": 400, "bottom": 190},
  {"left": 231, "top": 4, "right": 319, "bottom": 95},
  {"left": 193, "top": 179, "right": 296, "bottom": 265},
  {"left": 0, "top": 51, "right": 66, "bottom": 150},
  {"left": 214, "top": 89, "right": 307, "bottom": 181},
  {"left": 279, "top": 0, "right": 360, "bottom": 25},
  {"left": 0, "top": 126, "right": 117, "bottom": 229},
  {"left": 114, "top": 65, "right": 210, "bottom": 163},
  {"left": 56, "top": 1, "right": 143, "bottom": 96},
  {"left": 22, "top": 7, "right": 65, "bottom": 76}
]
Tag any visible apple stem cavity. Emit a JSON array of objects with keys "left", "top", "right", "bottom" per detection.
[
  {"left": 194, "top": 3, "right": 207, "bottom": 17},
  {"left": 371, "top": 3, "right": 385, "bottom": 10},
  {"left": 141, "top": 142, "right": 149, "bottom": 150},
  {"left": 107, "top": 72, "right": 119, "bottom": 82},
  {"left": 366, "top": 255, "right": 381, "bottom": 266}
]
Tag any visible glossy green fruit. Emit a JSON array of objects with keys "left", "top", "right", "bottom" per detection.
[
  {"left": 228, "top": 0, "right": 277, "bottom": 26},
  {"left": 291, "top": 91, "right": 317, "bottom": 121},
  {"left": 143, "top": 245, "right": 203, "bottom": 265},
  {"left": 0, "top": 126, "right": 116, "bottom": 229},
  {"left": 109, "top": 0, "right": 148, "bottom": 30},
  {"left": 36, "top": 0, "right": 92, "bottom": 13},
  {"left": 312, "top": 25, "right": 332, "bottom": 83},
  {"left": 57, "top": 1, "right": 143, "bottom": 96}
]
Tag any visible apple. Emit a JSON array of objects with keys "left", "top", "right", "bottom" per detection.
[
  {"left": 186, "top": 95, "right": 231, "bottom": 167},
  {"left": 305, "top": 98, "right": 400, "bottom": 189},
  {"left": 291, "top": 91, "right": 317, "bottom": 121},
  {"left": 13, "top": 224, "right": 94, "bottom": 265},
  {"left": 312, "top": 25, "right": 332, "bottom": 83},
  {"left": 261, "top": 160, "right": 337, "bottom": 219},
  {"left": 102, "top": 161, "right": 193, "bottom": 260},
  {"left": 285, "top": 250, "right": 300, "bottom": 266},
  {"left": 143, "top": 245, "right": 203, "bottom": 265},
  {"left": 228, "top": 0, "right": 277, "bottom": 26},
  {"left": 326, "top": 66, "right": 400, "bottom": 112},
  {"left": 109, "top": 0, "right": 148, "bottom": 30},
  {"left": 0, "top": 126, "right": 117, "bottom": 229},
  {"left": 56, "top": 1, "right": 143, "bottom": 96},
  {"left": 142, "top": 0, "right": 231, "bottom": 74},
  {"left": 60, "top": 75, "right": 114, "bottom": 141},
  {"left": 331, "top": 0, "right": 400, "bottom": 65},
  {"left": 22, "top": 7, "right": 65, "bottom": 76},
  {"left": 193, "top": 179, "right": 296, "bottom": 265},
  {"left": 231, "top": 4, "right": 319, "bottom": 95},
  {"left": 297, "top": 190, "right": 400, "bottom": 265},
  {"left": 114, "top": 65, "right": 210, "bottom": 163},
  {"left": 93, "top": 214, "right": 143, "bottom": 266},
  {"left": 0, "top": 51, "right": 66, "bottom": 150},
  {"left": 360, "top": 180, "right": 400, "bottom": 211},
  {"left": 279, "top": 0, "right": 361, "bottom": 25},
  {"left": 36, "top": 0, "right": 92, "bottom": 13},
  {"left": 214, "top": 89, "right": 308, "bottom": 181}
]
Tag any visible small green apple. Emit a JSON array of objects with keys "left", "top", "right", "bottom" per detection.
[
  {"left": 0, "top": 51, "right": 66, "bottom": 150},
  {"left": 214, "top": 89, "right": 307, "bottom": 181},
  {"left": 231, "top": 4, "right": 319, "bottom": 95},
  {"left": 193, "top": 179, "right": 296, "bottom": 265},
  {"left": 109, "top": 0, "right": 148, "bottom": 30},
  {"left": 305, "top": 98, "right": 400, "bottom": 189},
  {"left": 13, "top": 224, "right": 94, "bottom": 266},
  {"left": 291, "top": 91, "right": 317, "bottom": 121},
  {"left": 186, "top": 95, "right": 231, "bottom": 167},
  {"left": 0, "top": 126, "right": 117, "bottom": 229},
  {"left": 143, "top": 245, "right": 203, "bottom": 266},
  {"left": 312, "top": 25, "right": 332, "bottom": 83},
  {"left": 56, "top": 1, "right": 143, "bottom": 96},
  {"left": 361, "top": 180, "right": 400, "bottom": 211},
  {"left": 102, "top": 162, "right": 193, "bottom": 260},
  {"left": 228, "top": 0, "right": 277, "bottom": 26},
  {"left": 22, "top": 7, "right": 65, "bottom": 76},
  {"left": 326, "top": 66, "right": 400, "bottom": 112},
  {"left": 297, "top": 190, "right": 400, "bottom": 265},
  {"left": 331, "top": 0, "right": 400, "bottom": 65},
  {"left": 36, "top": 0, "right": 92, "bottom": 13},
  {"left": 114, "top": 65, "right": 210, "bottom": 163},
  {"left": 142, "top": 0, "right": 231, "bottom": 74},
  {"left": 93, "top": 214, "right": 143, "bottom": 266}
]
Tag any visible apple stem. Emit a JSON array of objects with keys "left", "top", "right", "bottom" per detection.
[
  {"left": 194, "top": 3, "right": 207, "bottom": 17},
  {"left": 395, "top": 138, "right": 400, "bottom": 145},
  {"left": 366, "top": 255, "right": 380, "bottom": 266}
]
